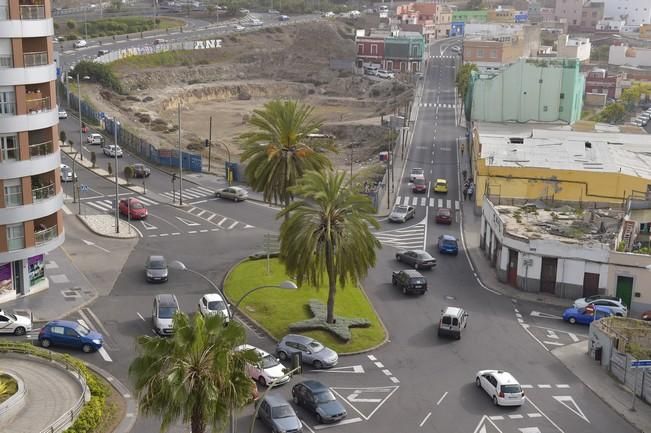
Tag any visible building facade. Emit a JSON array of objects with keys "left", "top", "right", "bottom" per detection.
[
  {"left": 641, "top": 23, "right": 651, "bottom": 39},
  {"left": 603, "top": 0, "right": 651, "bottom": 27},
  {"left": 554, "top": 0, "right": 604, "bottom": 29},
  {"left": 462, "top": 24, "right": 540, "bottom": 72},
  {"left": 356, "top": 29, "right": 424, "bottom": 73},
  {"left": 585, "top": 68, "right": 624, "bottom": 99},
  {"left": 396, "top": 3, "right": 452, "bottom": 40},
  {"left": 0, "top": 0, "right": 64, "bottom": 300},
  {"left": 609, "top": 44, "right": 651, "bottom": 68},
  {"left": 556, "top": 34, "right": 591, "bottom": 61}
]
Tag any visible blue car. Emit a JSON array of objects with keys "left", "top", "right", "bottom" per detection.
[
  {"left": 38, "top": 320, "right": 103, "bottom": 353},
  {"left": 562, "top": 305, "right": 613, "bottom": 325},
  {"left": 437, "top": 235, "right": 459, "bottom": 255}
]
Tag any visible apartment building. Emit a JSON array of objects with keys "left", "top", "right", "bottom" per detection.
[
  {"left": 554, "top": 0, "right": 604, "bottom": 29},
  {"left": 603, "top": 0, "right": 651, "bottom": 27},
  {"left": 0, "top": 0, "right": 64, "bottom": 299},
  {"left": 462, "top": 24, "right": 540, "bottom": 72}
]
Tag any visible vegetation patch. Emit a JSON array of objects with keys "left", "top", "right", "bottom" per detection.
[
  {"left": 0, "top": 373, "right": 18, "bottom": 403},
  {"left": 289, "top": 299, "right": 370, "bottom": 341},
  {"left": 59, "top": 17, "right": 183, "bottom": 39},
  {"left": 72, "top": 61, "right": 123, "bottom": 94},
  {"left": 224, "top": 258, "right": 385, "bottom": 353}
]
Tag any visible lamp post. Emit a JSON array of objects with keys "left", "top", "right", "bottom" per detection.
[
  {"left": 232, "top": 280, "right": 298, "bottom": 312},
  {"left": 114, "top": 118, "right": 120, "bottom": 233},
  {"left": 77, "top": 74, "right": 83, "bottom": 161}
]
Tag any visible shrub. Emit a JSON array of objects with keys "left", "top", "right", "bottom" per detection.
[
  {"left": 124, "top": 165, "right": 135, "bottom": 181},
  {"left": 59, "top": 130, "right": 67, "bottom": 143},
  {"left": 66, "top": 20, "right": 76, "bottom": 29},
  {"left": 72, "top": 60, "right": 124, "bottom": 94},
  {"left": 61, "top": 355, "right": 109, "bottom": 433}
]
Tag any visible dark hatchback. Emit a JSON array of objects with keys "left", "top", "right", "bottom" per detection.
[
  {"left": 435, "top": 207, "right": 452, "bottom": 224},
  {"left": 38, "top": 320, "right": 103, "bottom": 353},
  {"left": 392, "top": 269, "right": 428, "bottom": 295},
  {"left": 292, "top": 380, "right": 347, "bottom": 424},
  {"left": 412, "top": 177, "right": 427, "bottom": 193}
]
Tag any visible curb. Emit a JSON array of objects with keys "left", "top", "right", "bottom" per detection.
[
  {"left": 221, "top": 257, "right": 389, "bottom": 356},
  {"left": 75, "top": 214, "right": 138, "bottom": 239},
  {"left": 85, "top": 362, "right": 137, "bottom": 433}
]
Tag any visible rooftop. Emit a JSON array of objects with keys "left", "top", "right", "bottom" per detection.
[
  {"left": 494, "top": 203, "right": 622, "bottom": 246},
  {"left": 479, "top": 128, "right": 651, "bottom": 178}
]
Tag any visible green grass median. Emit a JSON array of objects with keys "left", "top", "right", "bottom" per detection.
[{"left": 224, "top": 258, "right": 386, "bottom": 354}]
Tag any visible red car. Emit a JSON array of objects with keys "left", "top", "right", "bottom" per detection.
[
  {"left": 642, "top": 310, "right": 651, "bottom": 321},
  {"left": 435, "top": 207, "right": 452, "bottom": 224},
  {"left": 412, "top": 177, "right": 427, "bottom": 193},
  {"left": 119, "top": 198, "right": 148, "bottom": 220}
]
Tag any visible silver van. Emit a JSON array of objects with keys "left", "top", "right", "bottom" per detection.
[
  {"left": 437, "top": 306, "right": 468, "bottom": 339},
  {"left": 152, "top": 294, "right": 179, "bottom": 336}
]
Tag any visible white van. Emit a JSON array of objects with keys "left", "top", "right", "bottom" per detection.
[
  {"left": 363, "top": 64, "right": 380, "bottom": 76},
  {"left": 438, "top": 307, "right": 468, "bottom": 339}
]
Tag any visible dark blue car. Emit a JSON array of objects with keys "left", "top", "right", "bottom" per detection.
[
  {"left": 437, "top": 234, "right": 459, "bottom": 255},
  {"left": 38, "top": 320, "right": 103, "bottom": 353}
]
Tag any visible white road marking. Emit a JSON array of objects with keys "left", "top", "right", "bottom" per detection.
[
  {"left": 189, "top": 199, "right": 208, "bottom": 205},
  {"left": 141, "top": 220, "right": 157, "bottom": 230},
  {"left": 437, "top": 198, "right": 443, "bottom": 207},
  {"left": 569, "top": 333, "right": 579, "bottom": 342},
  {"left": 420, "top": 197, "right": 426, "bottom": 206},
  {"left": 419, "top": 412, "right": 432, "bottom": 427},
  {"left": 553, "top": 395, "right": 589, "bottom": 423},
  {"left": 528, "top": 413, "right": 542, "bottom": 418},
  {"left": 313, "top": 418, "right": 362, "bottom": 430},
  {"left": 347, "top": 390, "right": 382, "bottom": 403},
  {"left": 546, "top": 329, "right": 559, "bottom": 339},
  {"left": 196, "top": 210, "right": 206, "bottom": 217},
  {"left": 171, "top": 232, "right": 181, "bottom": 236},
  {"left": 508, "top": 414, "right": 523, "bottom": 419},
  {"left": 526, "top": 397, "right": 566, "bottom": 433},
  {"left": 227, "top": 221, "right": 238, "bottom": 230},
  {"left": 176, "top": 216, "right": 201, "bottom": 226},
  {"left": 402, "top": 196, "right": 409, "bottom": 206},
  {"left": 538, "top": 384, "right": 552, "bottom": 388},
  {"left": 556, "top": 384, "right": 570, "bottom": 388},
  {"left": 206, "top": 213, "right": 217, "bottom": 221},
  {"left": 429, "top": 198, "right": 434, "bottom": 207},
  {"left": 98, "top": 347, "right": 112, "bottom": 362},
  {"left": 436, "top": 391, "right": 448, "bottom": 405},
  {"left": 489, "top": 416, "right": 504, "bottom": 420},
  {"left": 412, "top": 197, "right": 418, "bottom": 205},
  {"left": 137, "top": 312, "right": 145, "bottom": 321},
  {"left": 300, "top": 419, "right": 316, "bottom": 433},
  {"left": 312, "top": 365, "right": 365, "bottom": 374},
  {"left": 374, "top": 362, "right": 384, "bottom": 368},
  {"left": 382, "top": 369, "right": 392, "bottom": 376},
  {"left": 521, "top": 384, "right": 534, "bottom": 388},
  {"left": 62, "top": 205, "right": 72, "bottom": 215},
  {"left": 390, "top": 376, "right": 400, "bottom": 383},
  {"left": 218, "top": 217, "right": 228, "bottom": 226},
  {"left": 530, "top": 310, "right": 563, "bottom": 320},
  {"left": 84, "top": 308, "right": 111, "bottom": 337},
  {"left": 188, "top": 230, "right": 197, "bottom": 234},
  {"left": 543, "top": 341, "right": 564, "bottom": 346},
  {"left": 516, "top": 313, "right": 523, "bottom": 318},
  {"left": 520, "top": 323, "right": 549, "bottom": 352},
  {"left": 200, "top": 229, "right": 208, "bottom": 233}
]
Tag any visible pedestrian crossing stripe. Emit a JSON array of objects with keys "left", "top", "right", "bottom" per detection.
[
  {"left": 419, "top": 103, "right": 455, "bottom": 108},
  {"left": 396, "top": 196, "right": 460, "bottom": 210},
  {"left": 84, "top": 195, "right": 159, "bottom": 211},
  {"left": 375, "top": 223, "right": 426, "bottom": 250},
  {"left": 161, "top": 186, "right": 214, "bottom": 200}
]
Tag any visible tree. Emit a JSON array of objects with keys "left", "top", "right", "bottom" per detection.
[
  {"left": 456, "top": 63, "right": 478, "bottom": 103},
  {"left": 90, "top": 151, "right": 96, "bottom": 168},
  {"left": 124, "top": 165, "right": 135, "bottom": 183},
  {"left": 107, "top": 162, "right": 112, "bottom": 175},
  {"left": 129, "top": 313, "right": 258, "bottom": 433},
  {"left": 597, "top": 102, "right": 626, "bottom": 124},
  {"left": 278, "top": 170, "right": 381, "bottom": 323},
  {"left": 239, "top": 100, "right": 333, "bottom": 209},
  {"left": 59, "top": 130, "right": 66, "bottom": 144},
  {"left": 620, "top": 82, "right": 651, "bottom": 112}
]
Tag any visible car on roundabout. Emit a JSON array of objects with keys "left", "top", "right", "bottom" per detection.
[
  {"left": 73, "top": 39, "right": 87, "bottom": 48},
  {"left": 435, "top": 207, "right": 452, "bottom": 224},
  {"left": 437, "top": 234, "right": 459, "bottom": 255},
  {"left": 412, "top": 177, "right": 427, "bottom": 193},
  {"left": 38, "top": 319, "right": 103, "bottom": 353},
  {"left": 475, "top": 370, "right": 525, "bottom": 407},
  {"left": 145, "top": 255, "right": 168, "bottom": 283},
  {"left": 119, "top": 198, "right": 148, "bottom": 219},
  {"left": 198, "top": 293, "right": 230, "bottom": 323},
  {"left": 389, "top": 205, "right": 415, "bottom": 223},
  {"left": 215, "top": 186, "right": 248, "bottom": 202},
  {"left": 395, "top": 250, "right": 436, "bottom": 270}
]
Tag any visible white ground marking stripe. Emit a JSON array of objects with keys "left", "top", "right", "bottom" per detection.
[
  {"left": 98, "top": 347, "right": 112, "bottom": 362},
  {"left": 419, "top": 412, "right": 432, "bottom": 427},
  {"left": 312, "top": 418, "right": 363, "bottom": 430}
]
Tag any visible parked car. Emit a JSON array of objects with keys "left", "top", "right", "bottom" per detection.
[
  {"left": 388, "top": 205, "right": 415, "bottom": 223},
  {"left": 276, "top": 334, "right": 338, "bottom": 369},
  {"left": 433, "top": 178, "right": 448, "bottom": 193},
  {"left": 451, "top": 45, "right": 461, "bottom": 53},
  {"left": 215, "top": 186, "right": 248, "bottom": 202},
  {"left": 278, "top": 14, "right": 290, "bottom": 21},
  {"left": 641, "top": 310, "right": 651, "bottom": 321},
  {"left": 234, "top": 24, "right": 245, "bottom": 31},
  {"left": 58, "top": 109, "right": 68, "bottom": 119},
  {"left": 364, "top": 65, "right": 379, "bottom": 76},
  {"left": 145, "top": 255, "right": 168, "bottom": 283},
  {"left": 73, "top": 39, "right": 87, "bottom": 48},
  {"left": 60, "top": 164, "right": 77, "bottom": 182},
  {"left": 562, "top": 305, "right": 613, "bottom": 325},
  {"left": 0, "top": 309, "right": 32, "bottom": 336},
  {"left": 119, "top": 197, "right": 148, "bottom": 220},
  {"left": 409, "top": 168, "right": 425, "bottom": 182},
  {"left": 153, "top": 38, "right": 167, "bottom": 45},
  {"left": 97, "top": 49, "right": 110, "bottom": 56},
  {"left": 412, "top": 177, "right": 427, "bottom": 193},
  {"left": 131, "top": 163, "right": 151, "bottom": 178},
  {"left": 103, "top": 144, "right": 123, "bottom": 157},
  {"left": 152, "top": 294, "right": 179, "bottom": 336},
  {"left": 198, "top": 293, "right": 230, "bottom": 323},
  {"left": 435, "top": 207, "right": 452, "bottom": 224},
  {"left": 475, "top": 370, "right": 525, "bottom": 407},
  {"left": 395, "top": 250, "right": 436, "bottom": 270},
  {"left": 38, "top": 319, "right": 103, "bottom": 353},
  {"left": 256, "top": 395, "right": 303, "bottom": 432},
  {"left": 376, "top": 69, "right": 395, "bottom": 79},
  {"left": 392, "top": 269, "right": 427, "bottom": 295},
  {"left": 291, "top": 380, "right": 347, "bottom": 424},
  {"left": 573, "top": 296, "right": 627, "bottom": 316},
  {"left": 87, "top": 133, "right": 104, "bottom": 145},
  {"left": 437, "top": 234, "right": 459, "bottom": 255},
  {"left": 236, "top": 344, "right": 289, "bottom": 386}
]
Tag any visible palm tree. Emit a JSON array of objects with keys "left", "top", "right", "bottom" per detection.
[
  {"left": 129, "top": 313, "right": 258, "bottom": 433},
  {"left": 278, "top": 170, "right": 381, "bottom": 323},
  {"left": 239, "top": 100, "right": 332, "bottom": 208}
]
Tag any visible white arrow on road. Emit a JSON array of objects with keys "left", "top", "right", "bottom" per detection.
[
  {"left": 176, "top": 216, "right": 201, "bottom": 226},
  {"left": 82, "top": 239, "right": 110, "bottom": 253},
  {"left": 141, "top": 220, "right": 157, "bottom": 230},
  {"left": 531, "top": 311, "right": 563, "bottom": 320},
  {"left": 518, "top": 428, "right": 542, "bottom": 433},
  {"left": 347, "top": 391, "right": 382, "bottom": 403},
  {"left": 312, "top": 365, "right": 364, "bottom": 374}
]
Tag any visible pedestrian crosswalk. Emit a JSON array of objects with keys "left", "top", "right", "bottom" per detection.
[
  {"left": 186, "top": 206, "right": 254, "bottom": 230},
  {"left": 419, "top": 103, "right": 455, "bottom": 108},
  {"left": 160, "top": 186, "right": 214, "bottom": 201},
  {"left": 375, "top": 222, "right": 426, "bottom": 250},
  {"left": 84, "top": 194, "right": 159, "bottom": 212},
  {"left": 396, "top": 196, "right": 460, "bottom": 210}
]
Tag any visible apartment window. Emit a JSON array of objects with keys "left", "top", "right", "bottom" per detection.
[
  {"left": 4, "top": 178, "right": 23, "bottom": 207},
  {"left": 490, "top": 49, "right": 497, "bottom": 58},
  {"left": 560, "top": 93, "right": 565, "bottom": 99},
  {"left": 357, "top": 44, "right": 364, "bottom": 55},
  {"left": 6, "top": 223, "right": 24, "bottom": 251},
  {"left": 0, "top": 135, "right": 18, "bottom": 161},
  {"left": 0, "top": 0, "right": 6, "bottom": 20},
  {"left": 371, "top": 44, "right": 378, "bottom": 55},
  {"left": 559, "top": 106, "right": 564, "bottom": 112},
  {"left": 477, "top": 48, "right": 484, "bottom": 58},
  {"left": 0, "top": 38, "right": 11, "bottom": 68},
  {"left": 543, "top": 106, "right": 548, "bottom": 112},
  {"left": 0, "top": 88, "right": 16, "bottom": 115}
]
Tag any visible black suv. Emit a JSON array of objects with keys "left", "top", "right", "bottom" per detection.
[{"left": 392, "top": 269, "right": 428, "bottom": 295}]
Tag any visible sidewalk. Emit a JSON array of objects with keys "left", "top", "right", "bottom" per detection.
[{"left": 553, "top": 341, "right": 651, "bottom": 433}]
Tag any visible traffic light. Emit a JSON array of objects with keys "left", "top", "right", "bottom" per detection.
[{"left": 205, "top": 139, "right": 210, "bottom": 148}]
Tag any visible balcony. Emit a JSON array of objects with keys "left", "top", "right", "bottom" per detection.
[
  {"left": 28, "top": 140, "right": 53, "bottom": 157},
  {"left": 20, "top": 5, "right": 46, "bottom": 20},
  {"left": 23, "top": 51, "right": 48, "bottom": 67},
  {"left": 32, "top": 183, "right": 55, "bottom": 202},
  {"left": 35, "top": 224, "right": 58, "bottom": 246},
  {"left": 26, "top": 96, "right": 50, "bottom": 114},
  {"left": 0, "top": 55, "right": 12, "bottom": 68}
]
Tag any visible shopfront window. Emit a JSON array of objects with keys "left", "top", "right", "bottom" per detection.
[{"left": 0, "top": 263, "right": 12, "bottom": 295}]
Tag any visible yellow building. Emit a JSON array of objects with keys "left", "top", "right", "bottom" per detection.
[
  {"left": 470, "top": 128, "right": 651, "bottom": 208},
  {"left": 641, "top": 24, "right": 651, "bottom": 40},
  {"left": 487, "top": 8, "right": 515, "bottom": 23}
]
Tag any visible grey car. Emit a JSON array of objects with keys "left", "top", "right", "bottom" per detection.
[
  {"left": 215, "top": 186, "right": 248, "bottom": 202},
  {"left": 145, "top": 255, "right": 168, "bottom": 283},
  {"left": 276, "top": 334, "right": 338, "bottom": 369},
  {"left": 395, "top": 250, "right": 437, "bottom": 270},
  {"left": 292, "top": 380, "right": 347, "bottom": 424},
  {"left": 389, "top": 205, "right": 415, "bottom": 223},
  {"left": 256, "top": 394, "right": 303, "bottom": 433}
]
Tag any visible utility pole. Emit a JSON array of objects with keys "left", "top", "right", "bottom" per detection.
[
  {"left": 114, "top": 119, "right": 120, "bottom": 233},
  {"left": 208, "top": 116, "right": 212, "bottom": 173},
  {"left": 178, "top": 103, "right": 183, "bottom": 206},
  {"left": 350, "top": 142, "right": 353, "bottom": 181},
  {"left": 77, "top": 74, "right": 83, "bottom": 161}
]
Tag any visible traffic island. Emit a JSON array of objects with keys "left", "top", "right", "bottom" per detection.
[{"left": 224, "top": 258, "right": 387, "bottom": 354}]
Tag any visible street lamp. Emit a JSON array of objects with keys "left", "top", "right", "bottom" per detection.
[
  {"left": 232, "top": 280, "right": 298, "bottom": 312},
  {"left": 68, "top": 73, "right": 89, "bottom": 161}
]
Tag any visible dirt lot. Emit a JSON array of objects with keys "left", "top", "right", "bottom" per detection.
[{"left": 85, "top": 19, "right": 414, "bottom": 178}]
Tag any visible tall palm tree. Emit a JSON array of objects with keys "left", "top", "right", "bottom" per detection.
[
  {"left": 129, "top": 313, "right": 258, "bottom": 433},
  {"left": 239, "top": 100, "right": 332, "bottom": 208},
  {"left": 278, "top": 170, "right": 381, "bottom": 323}
]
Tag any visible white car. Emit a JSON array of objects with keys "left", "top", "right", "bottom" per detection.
[
  {"left": 235, "top": 344, "right": 290, "bottom": 387},
  {"left": 73, "top": 39, "right": 87, "bottom": 48},
  {"left": 198, "top": 293, "right": 230, "bottom": 323},
  {"left": 234, "top": 24, "right": 245, "bottom": 31},
  {"left": 58, "top": 109, "right": 68, "bottom": 119},
  {"left": 451, "top": 45, "right": 461, "bottom": 53},
  {"left": 60, "top": 163, "right": 77, "bottom": 182},
  {"left": 215, "top": 186, "right": 248, "bottom": 202},
  {"left": 409, "top": 167, "right": 425, "bottom": 182},
  {"left": 475, "top": 370, "right": 525, "bottom": 407},
  {"left": 0, "top": 310, "right": 33, "bottom": 336},
  {"left": 573, "top": 296, "right": 627, "bottom": 316},
  {"left": 87, "top": 133, "right": 104, "bottom": 145},
  {"left": 249, "top": 19, "right": 263, "bottom": 26},
  {"left": 103, "top": 144, "right": 123, "bottom": 157},
  {"left": 377, "top": 69, "right": 395, "bottom": 79}
]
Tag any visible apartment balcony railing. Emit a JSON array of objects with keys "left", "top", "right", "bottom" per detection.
[
  {"left": 0, "top": 101, "right": 17, "bottom": 116},
  {"left": 20, "top": 4, "right": 46, "bottom": 20},
  {"left": 26, "top": 96, "right": 50, "bottom": 114},
  {"left": 35, "top": 225, "right": 58, "bottom": 246},
  {"left": 29, "top": 140, "right": 53, "bottom": 157},
  {"left": 0, "top": 55, "right": 13, "bottom": 68},
  {"left": 23, "top": 51, "right": 48, "bottom": 67},
  {"left": 32, "top": 183, "right": 55, "bottom": 202}
]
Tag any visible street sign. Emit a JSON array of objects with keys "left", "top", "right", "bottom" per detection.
[
  {"left": 80, "top": 184, "right": 89, "bottom": 192},
  {"left": 631, "top": 360, "right": 651, "bottom": 368}
]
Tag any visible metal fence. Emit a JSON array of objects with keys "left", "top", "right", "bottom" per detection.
[{"left": 610, "top": 349, "right": 651, "bottom": 404}]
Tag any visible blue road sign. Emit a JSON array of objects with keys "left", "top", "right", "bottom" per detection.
[
  {"left": 80, "top": 184, "right": 89, "bottom": 192},
  {"left": 631, "top": 360, "right": 651, "bottom": 368}
]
